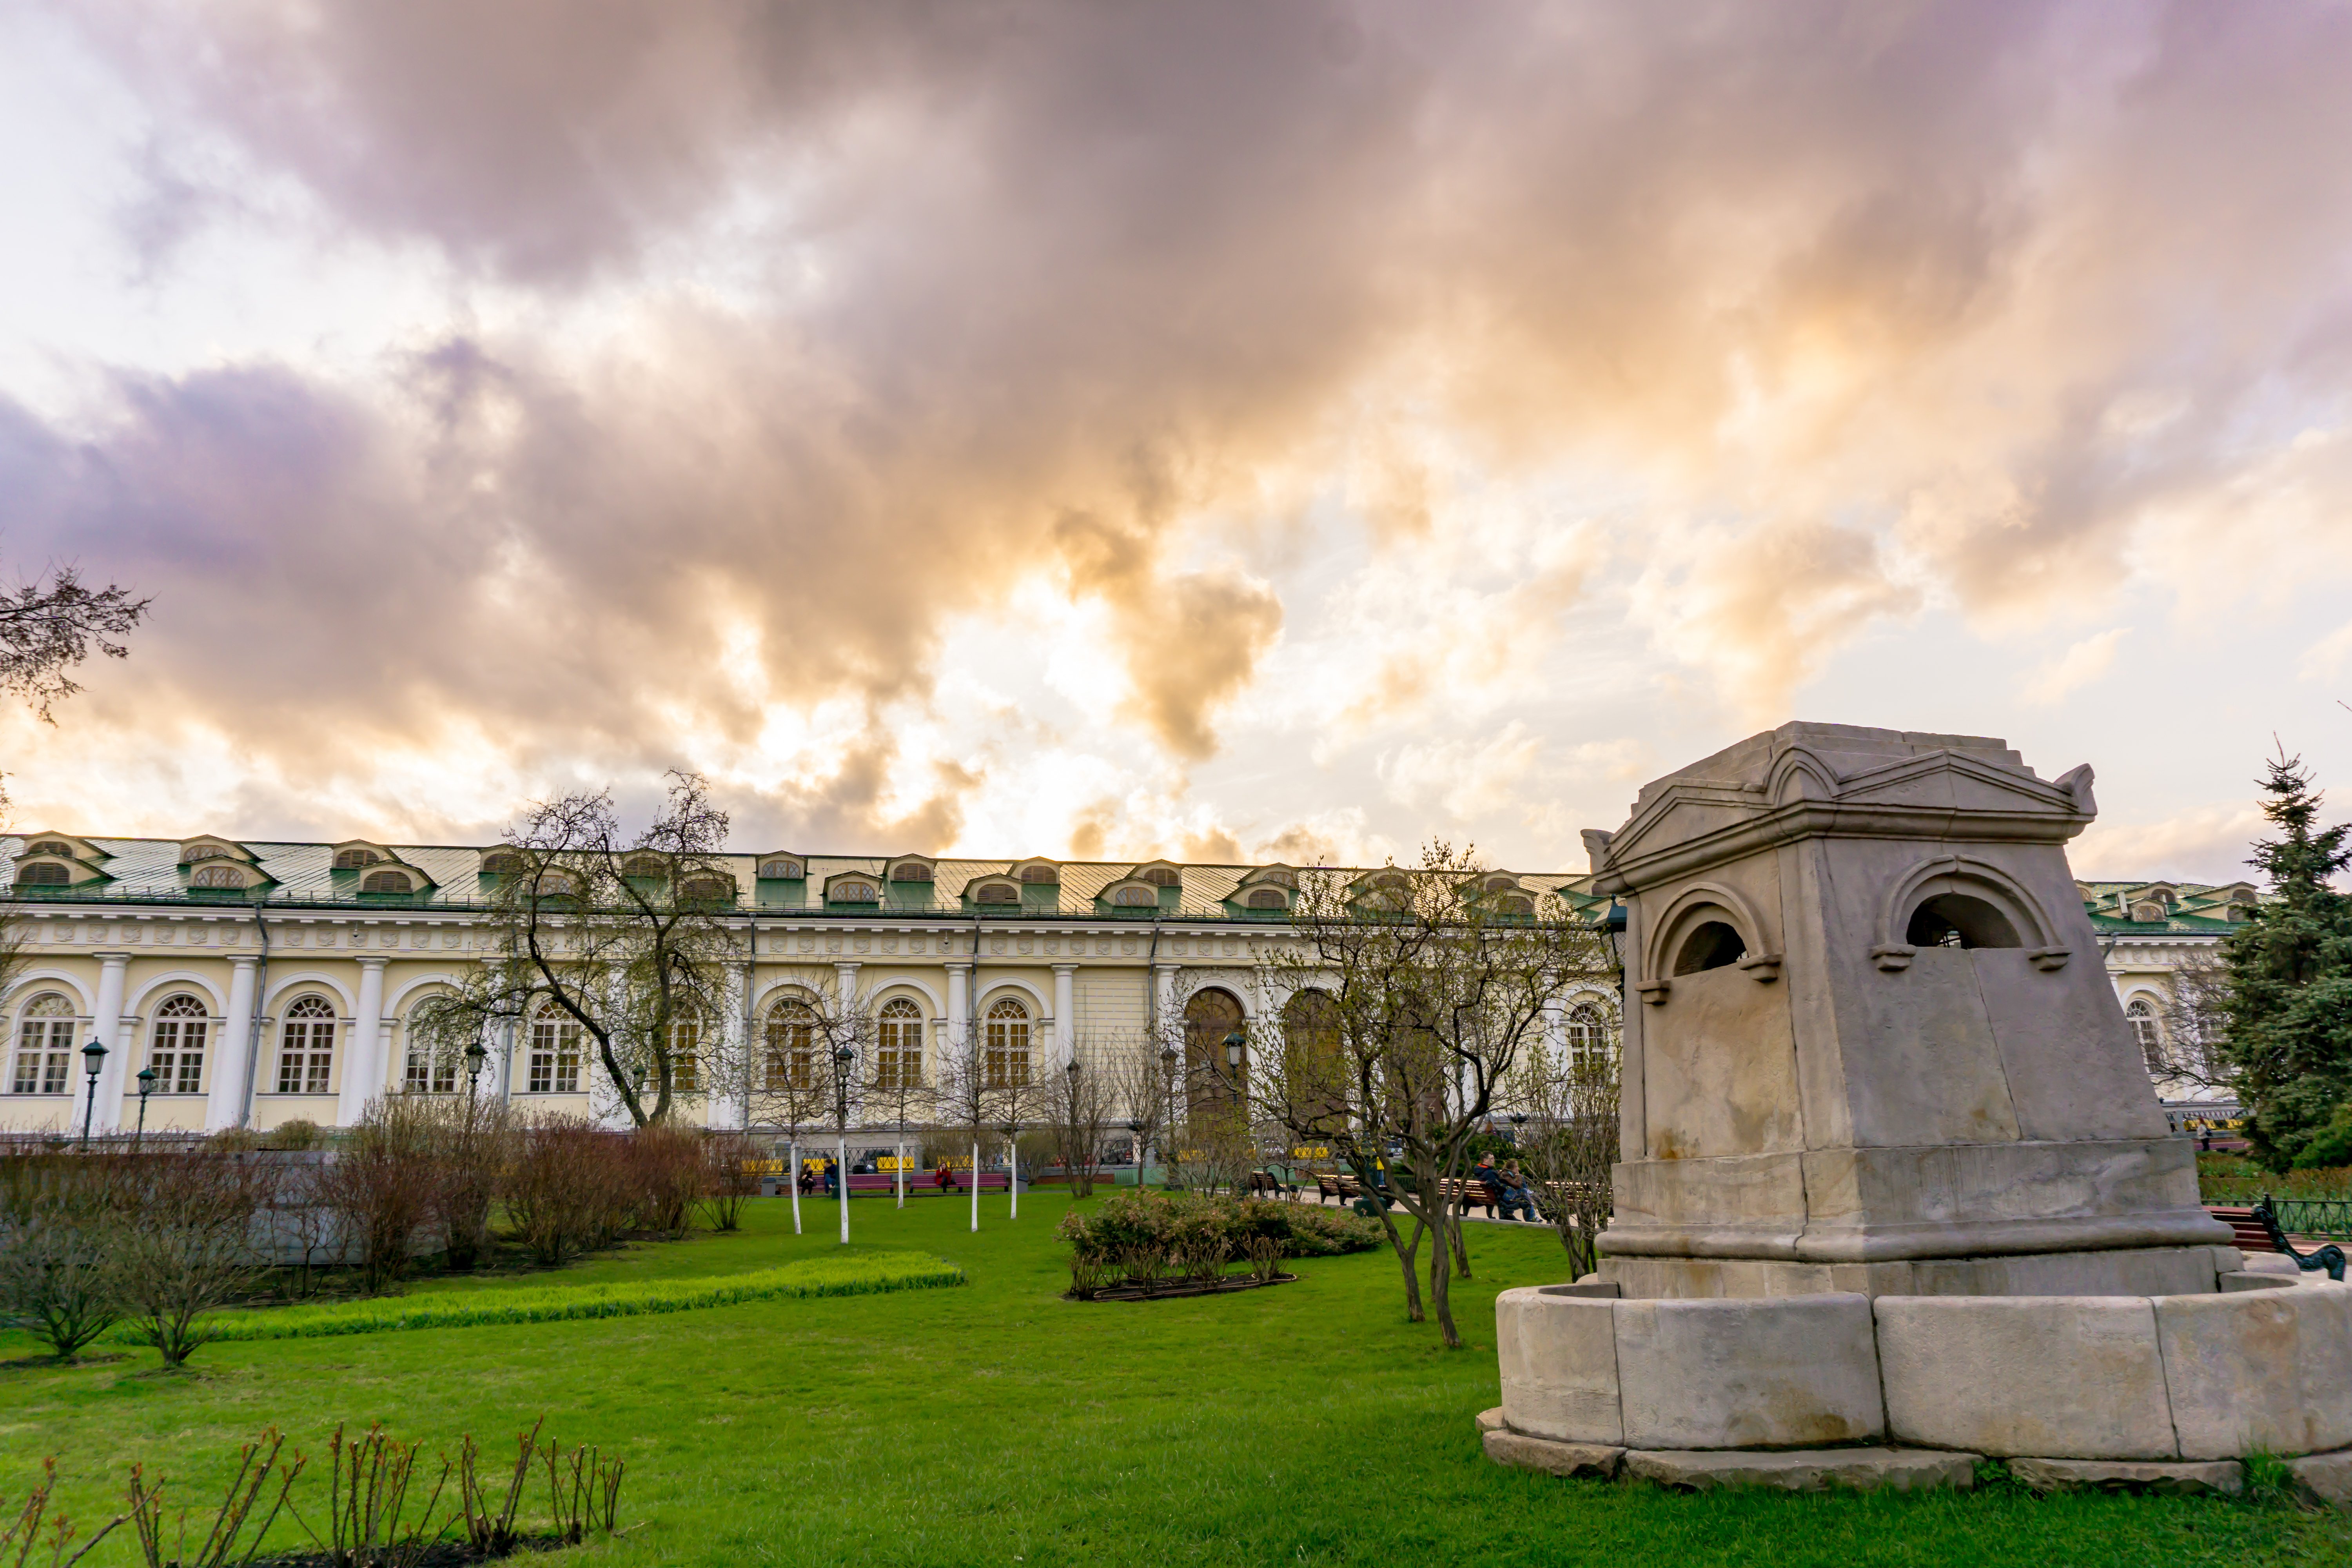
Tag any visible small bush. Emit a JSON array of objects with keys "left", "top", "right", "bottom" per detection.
[
  {"left": 1058, "top": 1189, "right": 1380, "bottom": 1292},
  {"left": 273, "top": 1120, "right": 325, "bottom": 1151}
]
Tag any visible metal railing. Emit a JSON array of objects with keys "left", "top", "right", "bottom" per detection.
[{"left": 2259, "top": 1193, "right": 2352, "bottom": 1241}]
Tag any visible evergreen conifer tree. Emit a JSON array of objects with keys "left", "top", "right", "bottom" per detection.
[{"left": 2220, "top": 751, "right": 2352, "bottom": 1169}]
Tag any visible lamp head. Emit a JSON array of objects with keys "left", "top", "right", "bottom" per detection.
[
  {"left": 835, "top": 1046, "right": 855, "bottom": 1065},
  {"left": 1065, "top": 1059, "right": 1081, "bottom": 1080},
  {"left": 465, "top": 1039, "right": 488, "bottom": 1066},
  {"left": 81, "top": 1039, "right": 107, "bottom": 1075},
  {"left": 1224, "top": 1029, "right": 1245, "bottom": 1068},
  {"left": 136, "top": 1065, "right": 158, "bottom": 1092}
]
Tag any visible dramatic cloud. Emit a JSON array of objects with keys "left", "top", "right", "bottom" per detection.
[{"left": 5, "top": 1, "right": 2352, "bottom": 865}]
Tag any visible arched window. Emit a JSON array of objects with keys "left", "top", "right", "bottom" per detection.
[
  {"left": 765, "top": 1000, "right": 817, "bottom": 1091},
  {"left": 669, "top": 1010, "right": 703, "bottom": 1095},
  {"left": 1494, "top": 894, "right": 1535, "bottom": 916},
  {"left": 533, "top": 871, "right": 576, "bottom": 900},
  {"left": 1183, "top": 989, "right": 1246, "bottom": 1113},
  {"left": 621, "top": 854, "right": 668, "bottom": 880},
  {"left": 528, "top": 1004, "right": 583, "bottom": 1094},
  {"left": 14, "top": 862, "right": 67, "bottom": 887},
  {"left": 1906, "top": 894, "right": 2022, "bottom": 949},
  {"left": 149, "top": 994, "right": 209, "bottom": 1095},
  {"left": 974, "top": 882, "right": 1018, "bottom": 904},
  {"left": 1673, "top": 920, "right": 1747, "bottom": 974},
  {"left": 1244, "top": 887, "right": 1287, "bottom": 909},
  {"left": 10, "top": 993, "right": 76, "bottom": 1095},
  {"left": 1112, "top": 886, "right": 1156, "bottom": 907},
  {"left": 830, "top": 881, "right": 878, "bottom": 904},
  {"left": 481, "top": 851, "right": 522, "bottom": 876},
  {"left": 361, "top": 870, "right": 412, "bottom": 894},
  {"left": 1565, "top": 1003, "right": 1614, "bottom": 1071},
  {"left": 27, "top": 840, "right": 76, "bottom": 858},
  {"left": 1138, "top": 866, "right": 1180, "bottom": 887},
  {"left": 890, "top": 862, "right": 934, "bottom": 882},
  {"left": 2126, "top": 999, "right": 2164, "bottom": 1073},
  {"left": 877, "top": 998, "right": 923, "bottom": 1091},
  {"left": 679, "top": 876, "right": 733, "bottom": 903},
  {"left": 191, "top": 866, "right": 246, "bottom": 889},
  {"left": 333, "top": 848, "right": 382, "bottom": 870},
  {"left": 1019, "top": 864, "right": 1058, "bottom": 884},
  {"left": 277, "top": 996, "right": 337, "bottom": 1095},
  {"left": 759, "top": 858, "right": 804, "bottom": 880},
  {"left": 984, "top": 997, "right": 1030, "bottom": 1089}
]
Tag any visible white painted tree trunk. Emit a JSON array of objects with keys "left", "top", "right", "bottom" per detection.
[
  {"left": 969, "top": 1140, "right": 979, "bottom": 1232},
  {"left": 1009, "top": 1135, "right": 1019, "bottom": 1220},
  {"left": 837, "top": 1133, "right": 849, "bottom": 1245},
  {"left": 789, "top": 1139, "right": 801, "bottom": 1235}
]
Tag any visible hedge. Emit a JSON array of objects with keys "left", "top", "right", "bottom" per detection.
[{"left": 107, "top": 1251, "right": 964, "bottom": 1343}]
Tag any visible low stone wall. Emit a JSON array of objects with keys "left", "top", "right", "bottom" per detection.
[{"left": 1495, "top": 1279, "right": 2352, "bottom": 1461}]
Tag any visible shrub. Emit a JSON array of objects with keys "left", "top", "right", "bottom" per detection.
[
  {"left": 1058, "top": 1189, "right": 1381, "bottom": 1292},
  {"left": 502, "top": 1115, "right": 612, "bottom": 1267},
  {"left": 318, "top": 1097, "right": 439, "bottom": 1294},
  {"left": 273, "top": 1120, "right": 325, "bottom": 1151},
  {"left": 625, "top": 1125, "right": 706, "bottom": 1238},
  {"left": 114, "top": 1151, "right": 274, "bottom": 1367},
  {"left": 0, "top": 1153, "right": 133, "bottom": 1359},
  {"left": 699, "top": 1131, "right": 762, "bottom": 1233}
]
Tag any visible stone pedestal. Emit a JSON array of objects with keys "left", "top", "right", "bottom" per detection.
[
  {"left": 1487, "top": 723, "right": 2343, "bottom": 1494},
  {"left": 1584, "top": 722, "right": 2230, "bottom": 1296}
]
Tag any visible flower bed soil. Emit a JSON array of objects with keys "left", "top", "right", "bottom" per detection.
[{"left": 1067, "top": 1273, "right": 1298, "bottom": 1303}]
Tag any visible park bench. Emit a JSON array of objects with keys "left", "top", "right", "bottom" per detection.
[
  {"left": 1247, "top": 1170, "right": 1299, "bottom": 1200},
  {"left": 2208, "top": 1206, "right": 2275, "bottom": 1251}
]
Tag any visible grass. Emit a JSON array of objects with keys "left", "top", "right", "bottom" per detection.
[
  {"left": 99, "top": 1250, "right": 964, "bottom": 1343},
  {"left": 2, "top": 1195, "right": 2347, "bottom": 1567}
]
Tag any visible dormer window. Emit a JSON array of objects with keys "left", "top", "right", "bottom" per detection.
[
  {"left": 13, "top": 862, "right": 67, "bottom": 887},
  {"left": 1112, "top": 886, "right": 1156, "bottom": 907},
  {"left": 1242, "top": 887, "right": 1287, "bottom": 909},
  {"left": 1494, "top": 894, "right": 1535, "bottom": 916},
  {"left": 621, "top": 854, "right": 669, "bottom": 880},
  {"left": 1016, "top": 862, "right": 1059, "bottom": 884},
  {"left": 680, "top": 875, "right": 734, "bottom": 902},
  {"left": 533, "top": 871, "right": 576, "bottom": 899},
  {"left": 480, "top": 849, "right": 523, "bottom": 876},
  {"left": 25, "top": 840, "right": 75, "bottom": 859},
  {"left": 829, "top": 880, "right": 879, "bottom": 904},
  {"left": 1481, "top": 874, "right": 1521, "bottom": 894},
  {"left": 758, "top": 858, "right": 804, "bottom": 880},
  {"left": 974, "top": 882, "right": 1019, "bottom": 904},
  {"left": 1137, "top": 866, "right": 1180, "bottom": 888},
  {"left": 361, "top": 870, "right": 414, "bottom": 894},
  {"left": 191, "top": 865, "right": 250, "bottom": 889},
  {"left": 1246, "top": 866, "right": 1300, "bottom": 891},
  {"left": 333, "top": 848, "right": 384, "bottom": 870},
  {"left": 2129, "top": 901, "right": 2168, "bottom": 923},
  {"left": 889, "top": 859, "right": 935, "bottom": 882}
]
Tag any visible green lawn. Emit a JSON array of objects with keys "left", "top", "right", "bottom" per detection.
[{"left": 3, "top": 1194, "right": 2345, "bottom": 1567}]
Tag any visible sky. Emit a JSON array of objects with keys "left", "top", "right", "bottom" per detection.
[{"left": 2, "top": 0, "right": 2350, "bottom": 881}]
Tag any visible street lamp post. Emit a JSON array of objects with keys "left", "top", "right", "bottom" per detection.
[
  {"left": 464, "top": 1038, "right": 489, "bottom": 1101},
  {"left": 78, "top": 1040, "right": 107, "bottom": 1150},
  {"left": 1124, "top": 1117, "right": 1146, "bottom": 1187},
  {"left": 1159, "top": 1045, "right": 1179, "bottom": 1184},
  {"left": 834, "top": 1045, "right": 855, "bottom": 1245},
  {"left": 1064, "top": 1058, "right": 1082, "bottom": 1191},
  {"left": 134, "top": 1066, "right": 158, "bottom": 1149}
]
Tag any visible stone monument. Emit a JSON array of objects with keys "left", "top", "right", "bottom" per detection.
[{"left": 1487, "top": 723, "right": 2352, "bottom": 1498}]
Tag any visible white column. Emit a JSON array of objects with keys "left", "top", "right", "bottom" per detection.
[
  {"left": 1052, "top": 964, "right": 1077, "bottom": 1066},
  {"left": 945, "top": 960, "right": 971, "bottom": 1054},
  {"left": 496, "top": 1017, "right": 517, "bottom": 1105},
  {"left": 835, "top": 960, "right": 861, "bottom": 1137},
  {"left": 89, "top": 954, "right": 130, "bottom": 1134},
  {"left": 208, "top": 955, "right": 258, "bottom": 1131},
  {"left": 339, "top": 957, "right": 387, "bottom": 1125},
  {"left": 707, "top": 961, "right": 748, "bottom": 1130},
  {"left": 1152, "top": 962, "right": 1178, "bottom": 1037}
]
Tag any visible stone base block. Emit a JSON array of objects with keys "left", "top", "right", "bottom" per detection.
[
  {"left": 1622, "top": 1447, "right": 1976, "bottom": 1494},
  {"left": 2288, "top": 1448, "right": 2352, "bottom": 1508},
  {"left": 2008, "top": 1456, "right": 2241, "bottom": 1496},
  {"left": 1599, "top": 1245, "right": 2229, "bottom": 1300},
  {"left": 1476, "top": 1406, "right": 1506, "bottom": 1434},
  {"left": 1481, "top": 1428, "right": 1624, "bottom": 1479},
  {"left": 2219, "top": 1271, "right": 2295, "bottom": 1292}
]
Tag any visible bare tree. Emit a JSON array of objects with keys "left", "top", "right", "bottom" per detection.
[
  {"left": 0, "top": 1154, "right": 128, "bottom": 1359},
  {"left": 1040, "top": 1034, "right": 1116, "bottom": 1198},
  {"left": 2150, "top": 948, "right": 2240, "bottom": 1098},
  {"left": 699, "top": 1130, "right": 762, "bottom": 1232},
  {"left": 933, "top": 1007, "right": 1002, "bottom": 1232},
  {"left": 0, "top": 561, "right": 149, "bottom": 721},
  {"left": 409, "top": 773, "right": 739, "bottom": 1127},
  {"left": 1505, "top": 1014, "right": 1622, "bottom": 1277},
  {"left": 746, "top": 973, "right": 869, "bottom": 1236},
  {"left": 317, "top": 1097, "right": 439, "bottom": 1294},
  {"left": 1254, "top": 844, "right": 1618, "bottom": 1348},
  {"left": 1105, "top": 1033, "right": 1177, "bottom": 1188},
  {"left": 114, "top": 1150, "right": 273, "bottom": 1367}
]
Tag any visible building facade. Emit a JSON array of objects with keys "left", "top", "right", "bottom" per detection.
[{"left": 0, "top": 833, "right": 1620, "bottom": 1138}]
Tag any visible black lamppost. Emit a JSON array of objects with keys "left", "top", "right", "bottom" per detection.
[
  {"left": 1065, "top": 1058, "right": 1083, "bottom": 1181},
  {"left": 78, "top": 1039, "right": 107, "bottom": 1149},
  {"left": 464, "top": 1038, "right": 489, "bottom": 1100},
  {"left": 134, "top": 1065, "right": 158, "bottom": 1148},
  {"left": 1124, "top": 1116, "right": 1145, "bottom": 1185}
]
